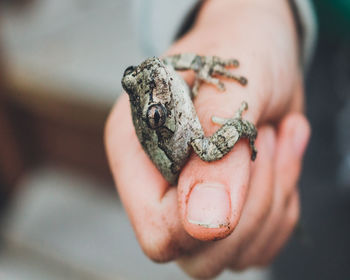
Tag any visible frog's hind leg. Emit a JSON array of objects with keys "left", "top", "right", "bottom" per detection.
[
  {"left": 233, "top": 101, "right": 257, "bottom": 160},
  {"left": 249, "top": 137, "right": 258, "bottom": 161},
  {"left": 191, "top": 101, "right": 257, "bottom": 162},
  {"left": 234, "top": 101, "right": 248, "bottom": 118}
]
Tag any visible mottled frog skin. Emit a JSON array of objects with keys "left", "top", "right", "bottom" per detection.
[{"left": 122, "top": 54, "right": 257, "bottom": 185}]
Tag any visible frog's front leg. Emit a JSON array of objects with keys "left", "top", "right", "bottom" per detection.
[
  {"left": 163, "top": 53, "right": 247, "bottom": 97},
  {"left": 190, "top": 102, "right": 258, "bottom": 161}
]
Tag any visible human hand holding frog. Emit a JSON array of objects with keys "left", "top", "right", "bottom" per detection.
[{"left": 105, "top": 0, "right": 311, "bottom": 278}]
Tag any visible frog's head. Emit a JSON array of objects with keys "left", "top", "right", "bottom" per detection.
[{"left": 122, "top": 57, "right": 173, "bottom": 130}]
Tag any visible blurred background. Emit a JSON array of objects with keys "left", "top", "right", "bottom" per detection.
[{"left": 0, "top": 0, "right": 349, "bottom": 279}]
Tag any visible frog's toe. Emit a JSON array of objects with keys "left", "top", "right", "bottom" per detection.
[
  {"left": 221, "top": 58, "right": 239, "bottom": 67},
  {"left": 217, "top": 80, "right": 225, "bottom": 91},
  {"left": 251, "top": 147, "right": 258, "bottom": 161},
  {"left": 239, "top": 76, "right": 248, "bottom": 86},
  {"left": 208, "top": 77, "right": 225, "bottom": 91},
  {"left": 211, "top": 116, "right": 228, "bottom": 126}
]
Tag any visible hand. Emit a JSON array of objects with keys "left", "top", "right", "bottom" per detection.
[{"left": 105, "top": 0, "right": 311, "bottom": 278}]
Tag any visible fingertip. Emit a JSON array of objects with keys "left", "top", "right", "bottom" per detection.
[
  {"left": 178, "top": 143, "right": 251, "bottom": 241},
  {"left": 274, "top": 113, "right": 308, "bottom": 212},
  {"left": 180, "top": 126, "right": 278, "bottom": 242},
  {"left": 183, "top": 181, "right": 235, "bottom": 241}
]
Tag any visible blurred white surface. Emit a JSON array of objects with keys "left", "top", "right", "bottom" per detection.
[
  {"left": 0, "top": 0, "right": 196, "bottom": 107},
  {"left": 0, "top": 166, "right": 270, "bottom": 280}
]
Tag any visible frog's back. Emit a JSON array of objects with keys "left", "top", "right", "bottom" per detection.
[
  {"left": 124, "top": 57, "right": 202, "bottom": 185},
  {"left": 154, "top": 66, "right": 202, "bottom": 183}
]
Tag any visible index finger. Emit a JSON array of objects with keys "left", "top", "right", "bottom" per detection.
[{"left": 104, "top": 94, "right": 199, "bottom": 262}]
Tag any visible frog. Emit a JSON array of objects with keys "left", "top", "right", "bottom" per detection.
[{"left": 121, "top": 53, "right": 257, "bottom": 185}]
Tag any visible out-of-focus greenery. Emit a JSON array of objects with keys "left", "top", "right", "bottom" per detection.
[{"left": 314, "top": 0, "right": 350, "bottom": 39}]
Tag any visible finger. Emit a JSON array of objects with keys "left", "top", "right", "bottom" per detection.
[
  {"left": 177, "top": 126, "right": 276, "bottom": 279},
  {"left": 105, "top": 94, "right": 199, "bottom": 262},
  {"left": 233, "top": 190, "right": 300, "bottom": 270},
  {"left": 232, "top": 113, "right": 310, "bottom": 269},
  {"left": 258, "top": 190, "right": 300, "bottom": 265},
  {"left": 178, "top": 141, "right": 251, "bottom": 241},
  {"left": 275, "top": 113, "right": 310, "bottom": 200}
]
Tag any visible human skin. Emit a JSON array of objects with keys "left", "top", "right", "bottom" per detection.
[{"left": 105, "top": 0, "right": 311, "bottom": 278}]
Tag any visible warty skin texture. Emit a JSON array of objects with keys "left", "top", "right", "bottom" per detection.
[{"left": 122, "top": 55, "right": 257, "bottom": 185}]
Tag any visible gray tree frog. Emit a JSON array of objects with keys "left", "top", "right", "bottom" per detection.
[{"left": 121, "top": 53, "right": 257, "bottom": 185}]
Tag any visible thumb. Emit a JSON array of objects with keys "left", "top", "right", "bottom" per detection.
[{"left": 177, "top": 133, "right": 252, "bottom": 241}]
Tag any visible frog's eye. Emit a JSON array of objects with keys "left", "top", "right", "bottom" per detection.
[
  {"left": 146, "top": 104, "right": 167, "bottom": 129},
  {"left": 123, "top": 66, "right": 135, "bottom": 77}
]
